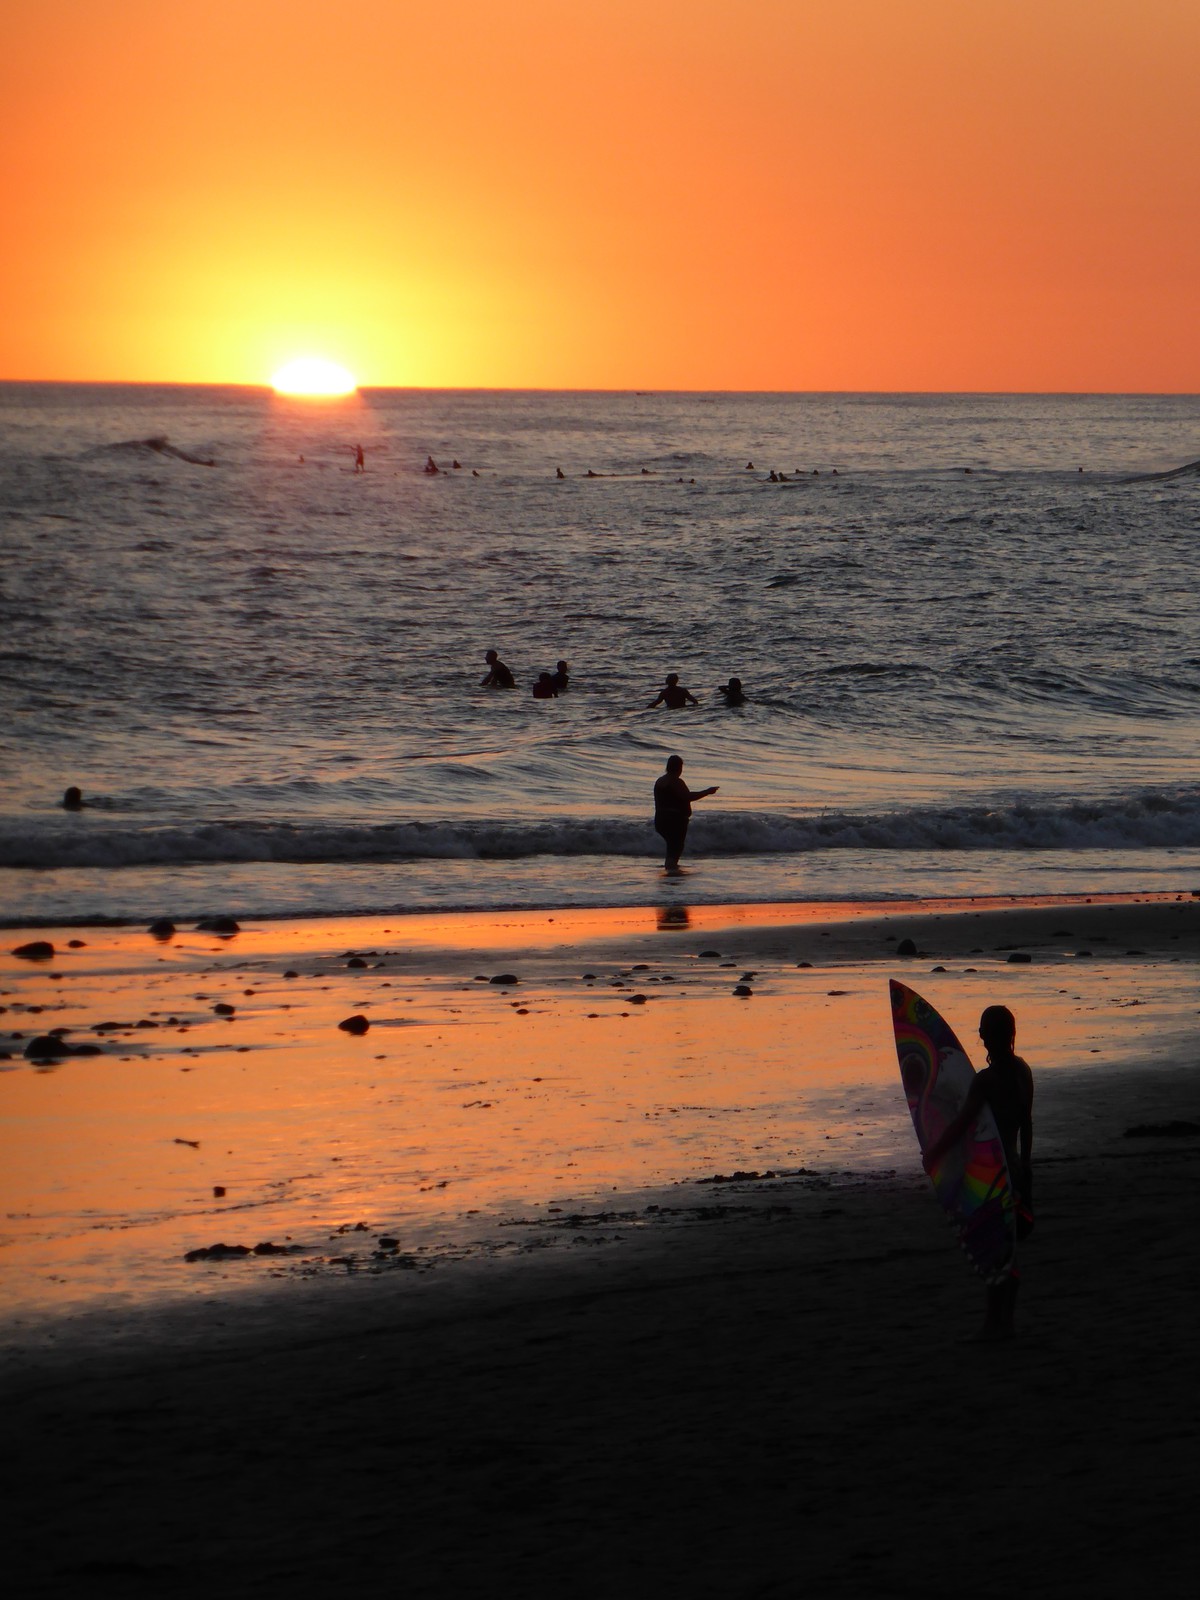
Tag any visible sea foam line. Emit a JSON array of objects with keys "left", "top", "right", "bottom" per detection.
[{"left": 3, "top": 791, "right": 1200, "bottom": 870}]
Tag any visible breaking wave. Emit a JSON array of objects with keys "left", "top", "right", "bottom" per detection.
[
  {"left": 89, "top": 436, "right": 215, "bottom": 466},
  {"left": 6, "top": 790, "right": 1200, "bottom": 871}
]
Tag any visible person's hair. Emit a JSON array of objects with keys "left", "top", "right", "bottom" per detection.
[
  {"left": 665, "top": 754, "right": 683, "bottom": 774},
  {"left": 979, "top": 1004, "right": 1016, "bottom": 1054}
]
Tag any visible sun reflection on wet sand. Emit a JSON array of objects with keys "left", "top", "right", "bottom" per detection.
[{"left": 2, "top": 894, "right": 1197, "bottom": 1322}]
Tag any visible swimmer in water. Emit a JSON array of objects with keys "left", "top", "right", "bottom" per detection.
[
  {"left": 480, "top": 649, "right": 516, "bottom": 689},
  {"left": 550, "top": 660, "right": 570, "bottom": 693},
  {"left": 718, "top": 677, "right": 746, "bottom": 707},
  {"left": 647, "top": 673, "right": 698, "bottom": 710}
]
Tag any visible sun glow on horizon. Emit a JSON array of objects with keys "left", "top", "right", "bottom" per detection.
[
  {"left": 271, "top": 357, "right": 357, "bottom": 397},
  {"left": 5, "top": 3, "right": 1199, "bottom": 390}
]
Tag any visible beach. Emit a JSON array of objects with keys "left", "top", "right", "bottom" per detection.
[
  {"left": 6, "top": 2, "right": 1200, "bottom": 1590},
  {"left": 4, "top": 894, "right": 1198, "bottom": 1595}
]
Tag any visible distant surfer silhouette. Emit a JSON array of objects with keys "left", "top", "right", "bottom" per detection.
[
  {"left": 531, "top": 672, "right": 558, "bottom": 699},
  {"left": 480, "top": 649, "right": 516, "bottom": 689},
  {"left": 550, "top": 660, "right": 570, "bottom": 693},
  {"left": 354, "top": 444, "right": 365, "bottom": 473},
  {"left": 718, "top": 677, "right": 746, "bottom": 707},
  {"left": 923, "top": 1004, "right": 1034, "bottom": 1340},
  {"left": 61, "top": 786, "right": 85, "bottom": 810},
  {"left": 653, "top": 755, "right": 718, "bottom": 872},
  {"left": 647, "top": 673, "right": 697, "bottom": 710},
  {"left": 425, "top": 455, "right": 440, "bottom": 475}
]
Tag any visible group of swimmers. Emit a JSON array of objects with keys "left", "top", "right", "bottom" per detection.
[
  {"left": 647, "top": 673, "right": 745, "bottom": 709},
  {"left": 479, "top": 652, "right": 746, "bottom": 708},
  {"left": 348, "top": 448, "right": 848, "bottom": 484},
  {"left": 480, "top": 651, "right": 570, "bottom": 696}
]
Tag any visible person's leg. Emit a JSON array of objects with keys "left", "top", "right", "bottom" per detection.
[
  {"left": 981, "top": 1270, "right": 1019, "bottom": 1340},
  {"left": 654, "top": 821, "right": 672, "bottom": 869}
]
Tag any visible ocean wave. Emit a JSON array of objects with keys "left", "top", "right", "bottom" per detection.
[
  {"left": 1121, "top": 457, "right": 1200, "bottom": 484},
  {"left": 5, "top": 791, "right": 1200, "bottom": 871},
  {"left": 87, "top": 436, "right": 215, "bottom": 467}
]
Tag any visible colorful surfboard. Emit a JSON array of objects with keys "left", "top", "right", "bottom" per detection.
[{"left": 890, "top": 980, "right": 1016, "bottom": 1283}]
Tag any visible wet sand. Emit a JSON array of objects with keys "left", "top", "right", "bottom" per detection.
[{"left": 3, "top": 895, "right": 1199, "bottom": 1595}]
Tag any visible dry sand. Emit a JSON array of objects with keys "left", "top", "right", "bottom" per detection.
[{"left": 3, "top": 894, "right": 1199, "bottom": 1597}]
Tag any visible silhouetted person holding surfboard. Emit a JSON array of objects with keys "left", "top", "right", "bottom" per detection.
[
  {"left": 653, "top": 754, "right": 718, "bottom": 872},
  {"left": 924, "top": 1004, "right": 1034, "bottom": 1340}
]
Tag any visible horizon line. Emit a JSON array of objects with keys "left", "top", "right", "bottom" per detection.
[{"left": 1, "top": 379, "right": 1198, "bottom": 399}]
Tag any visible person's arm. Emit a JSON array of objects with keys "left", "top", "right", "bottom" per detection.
[
  {"left": 646, "top": 691, "right": 665, "bottom": 708},
  {"left": 686, "top": 785, "right": 719, "bottom": 801},
  {"left": 685, "top": 690, "right": 699, "bottom": 705},
  {"left": 923, "top": 1075, "right": 985, "bottom": 1171}
]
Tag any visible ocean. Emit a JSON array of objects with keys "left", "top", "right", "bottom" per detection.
[{"left": 2, "top": 385, "right": 1199, "bottom": 926}]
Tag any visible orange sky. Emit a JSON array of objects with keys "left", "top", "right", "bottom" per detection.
[{"left": 2, "top": 0, "right": 1197, "bottom": 390}]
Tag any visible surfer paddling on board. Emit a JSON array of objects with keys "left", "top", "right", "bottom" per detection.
[
  {"left": 924, "top": 1005, "right": 1034, "bottom": 1340},
  {"left": 653, "top": 754, "right": 718, "bottom": 872}
]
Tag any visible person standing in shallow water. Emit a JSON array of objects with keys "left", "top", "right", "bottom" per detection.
[
  {"left": 652, "top": 754, "right": 718, "bottom": 871},
  {"left": 923, "top": 1004, "right": 1034, "bottom": 1340}
]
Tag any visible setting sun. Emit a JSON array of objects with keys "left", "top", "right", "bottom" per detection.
[{"left": 271, "top": 357, "right": 357, "bottom": 397}]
